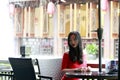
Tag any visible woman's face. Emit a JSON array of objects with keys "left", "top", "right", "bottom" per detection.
[{"left": 69, "top": 34, "right": 78, "bottom": 48}]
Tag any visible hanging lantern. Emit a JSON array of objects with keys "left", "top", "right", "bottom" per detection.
[
  {"left": 9, "top": 4, "right": 15, "bottom": 17},
  {"left": 47, "top": 1, "right": 55, "bottom": 16},
  {"left": 101, "top": 0, "right": 109, "bottom": 11}
]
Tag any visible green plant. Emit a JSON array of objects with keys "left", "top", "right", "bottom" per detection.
[{"left": 85, "top": 43, "right": 98, "bottom": 55}]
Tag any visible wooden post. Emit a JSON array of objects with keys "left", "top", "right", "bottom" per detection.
[{"left": 118, "top": 1, "right": 120, "bottom": 79}]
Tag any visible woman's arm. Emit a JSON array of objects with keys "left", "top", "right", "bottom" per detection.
[
  {"left": 62, "top": 67, "right": 91, "bottom": 72},
  {"left": 62, "top": 68, "right": 78, "bottom": 72},
  {"left": 61, "top": 53, "right": 69, "bottom": 70}
]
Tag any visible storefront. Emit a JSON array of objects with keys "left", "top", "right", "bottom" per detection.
[{"left": 8, "top": 0, "right": 119, "bottom": 60}]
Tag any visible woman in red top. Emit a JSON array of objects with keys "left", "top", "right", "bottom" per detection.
[{"left": 61, "top": 31, "right": 88, "bottom": 80}]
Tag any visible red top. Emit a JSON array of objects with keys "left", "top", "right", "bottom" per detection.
[{"left": 61, "top": 52, "right": 87, "bottom": 80}]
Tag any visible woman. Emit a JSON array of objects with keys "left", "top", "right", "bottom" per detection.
[{"left": 61, "top": 31, "right": 89, "bottom": 80}]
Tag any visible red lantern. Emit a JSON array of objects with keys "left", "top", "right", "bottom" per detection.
[
  {"left": 9, "top": 4, "right": 15, "bottom": 16},
  {"left": 101, "top": 0, "right": 109, "bottom": 11},
  {"left": 47, "top": 1, "right": 55, "bottom": 15}
]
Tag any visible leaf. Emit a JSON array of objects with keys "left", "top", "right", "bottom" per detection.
[{"left": 85, "top": 43, "right": 98, "bottom": 55}]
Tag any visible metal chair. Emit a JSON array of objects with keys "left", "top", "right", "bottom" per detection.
[
  {"left": 33, "top": 58, "right": 53, "bottom": 80},
  {"left": 9, "top": 57, "right": 52, "bottom": 80}
]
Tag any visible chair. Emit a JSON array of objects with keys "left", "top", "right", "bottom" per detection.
[
  {"left": 38, "top": 58, "right": 64, "bottom": 80},
  {"left": 32, "top": 59, "right": 41, "bottom": 75},
  {"left": 32, "top": 58, "right": 53, "bottom": 80},
  {"left": 8, "top": 57, "right": 52, "bottom": 80}
]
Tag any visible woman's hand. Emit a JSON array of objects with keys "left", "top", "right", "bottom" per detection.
[
  {"left": 62, "top": 66, "right": 92, "bottom": 72},
  {"left": 75, "top": 66, "right": 91, "bottom": 72}
]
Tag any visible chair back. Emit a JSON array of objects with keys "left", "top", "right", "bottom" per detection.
[
  {"left": 32, "top": 58, "right": 53, "bottom": 80},
  {"left": 32, "top": 58, "right": 41, "bottom": 74},
  {"left": 9, "top": 57, "right": 37, "bottom": 80}
]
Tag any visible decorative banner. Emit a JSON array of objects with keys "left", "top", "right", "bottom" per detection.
[
  {"left": 110, "top": 1, "right": 119, "bottom": 38},
  {"left": 14, "top": 7, "right": 24, "bottom": 37},
  {"left": 89, "top": 2, "right": 98, "bottom": 38},
  {"left": 28, "top": 7, "right": 35, "bottom": 37},
  {"left": 58, "top": 4, "right": 66, "bottom": 37},
  {"left": 34, "top": 6, "right": 44, "bottom": 38}
]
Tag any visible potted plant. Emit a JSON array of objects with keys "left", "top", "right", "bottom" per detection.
[{"left": 85, "top": 43, "right": 98, "bottom": 59}]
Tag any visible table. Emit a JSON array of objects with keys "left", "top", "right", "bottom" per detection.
[
  {"left": 0, "top": 67, "right": 14, "bottom": 80},
  {"left": 65, "top": 71, "right": 118, "bottom": 80},
  {"left": 0, "top": 60, "right": 12, "bottom": 80}
]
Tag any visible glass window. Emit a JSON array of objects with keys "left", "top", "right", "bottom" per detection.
[{"left": 0, "top": 0, "right": 16, "bottom": 59}]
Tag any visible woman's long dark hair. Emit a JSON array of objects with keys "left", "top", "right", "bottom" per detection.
[{"left": 68, "top": 31, "right": 83, "bottom": 64}]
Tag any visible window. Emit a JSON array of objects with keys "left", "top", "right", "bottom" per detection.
[{"left": 0, "top": 0, "right": 16, "bottom": 59}]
